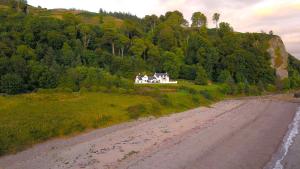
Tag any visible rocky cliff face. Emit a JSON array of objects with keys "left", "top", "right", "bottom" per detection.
[{"left": 267, "top": 36, "right": 289, "bottom": 80}]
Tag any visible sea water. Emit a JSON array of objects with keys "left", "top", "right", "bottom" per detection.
[{"left": 264, "top": 107, "right": 300, "bottom": 169}]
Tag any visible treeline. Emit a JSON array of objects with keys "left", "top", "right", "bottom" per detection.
[{"left": 0, "top": 0, "right": 297, "bottom": 94}]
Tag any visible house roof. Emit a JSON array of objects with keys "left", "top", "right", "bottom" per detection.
[
  {"left": 154, "top": 73, "right": 168, "bottom": 77},
  {"left": 148, "top": 76, "right": 156, "bottom": 80}
]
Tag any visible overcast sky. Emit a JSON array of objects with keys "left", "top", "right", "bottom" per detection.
[{"left": 28, "top": 0, "right": 300, "bottom": 58}]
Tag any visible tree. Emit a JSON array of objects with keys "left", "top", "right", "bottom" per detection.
[
  {"left": 191, "top": 12, "right": 207, "bottom": 28},
  {"left": 157, "top": 25, "right": 176, "bottom": 51},
  {"left": 179, "top": 64, "right": 197, "bottom": 80},
  {"left": 0, "top": 73, "right": 23, "bottom": 94},
  {"left": 101, "top": 21, "right": 119, "bottom": 56},
  {"left": 117, "top": 34, "right": 130, "bottom": 58},
  {"left": 47, "top": 31, "right": 66, "bottom": 50},
  {"left": 78, "top": 24, "right": 93, "bottom": 49},
  {"left": 147, "top": 44, "right": 161, "bottom": 71},
  {"left": 218, "top": 70, "right": 233, "bottom": 83},
  {"left": 10, "top": 55, "right": 28, "bottom": 78},
  {"left": 9, "top": 0, "right": 27, "bottom": 13},
  {"left": 162, "top": 51, "right": 181, "bottom": 79},
  {"left": 60, "top": 42, "right": 75, "bottom": 66},
  {"left": 213, "top": 13, "right": 220, "bottom": 28},
  {"left": 16, "top": 45, "right": 36, "bottom": 61},
  {"left": 195, "top": 66, "right": 208, "bottom": 85},
  {"left": 129, "top": 38, "right": 146, "bottom": 59},
  {"left": 19, "top": 0, "right": 28, "bottom": 13},
  {"left": 143, "top": 15, "right": 159, "bottom": 33},
  {"left": 165, "top": 11, "right": 186, "bottom": 26},
  {"left": 218, "top": 22, "right": 234, "bottom": 37}
]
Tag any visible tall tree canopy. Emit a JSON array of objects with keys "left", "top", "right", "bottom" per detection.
[{"left": 0, "top": 1, "right": 282, "bottom": 94}]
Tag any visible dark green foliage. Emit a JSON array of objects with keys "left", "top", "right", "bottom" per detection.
[
  {"left": 195, "top": 66, "right": 208, "bottom": 85},
  {"left": 0, "top": 73, "right": 23, "bottom": 94},
  {"left": 218, "top": 70, "right": 233, "bottom": 83},
  {"left": 287, "top": 54, "right": 300, "bottom": 89},
  {"left": 200, "top": 90, "right": 213, "bottom": 100},
  {"left": 127, "top": 104, "right": 147, "bottom": 119},
  {"left": 126, "top": 101, "right": 164, "bottom": 119},
  {"left": 0, "top": 3, "right": 281, "bottom": 94}
]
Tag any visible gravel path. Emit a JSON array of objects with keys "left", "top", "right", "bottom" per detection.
[{"left": 0, "top": 96, "right": 298, "bottom": 169}]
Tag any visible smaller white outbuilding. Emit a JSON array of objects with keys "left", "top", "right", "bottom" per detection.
[{"left": 135, "top": 73, "right": 177, "bottom": 84}]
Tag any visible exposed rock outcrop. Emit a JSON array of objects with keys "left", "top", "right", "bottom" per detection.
[{"left": 267, "top": 36, "right": 289, "bottom": 79}]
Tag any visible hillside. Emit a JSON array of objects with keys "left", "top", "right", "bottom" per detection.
[
  {"left": 1, "top": 0, "right": 300, "bottom": 94},
  {"left": 2, "top": 0, "right": 300, "bottom": 157},
  {"left": 0, "top": 0, "right": 299, "bottom": 94}
]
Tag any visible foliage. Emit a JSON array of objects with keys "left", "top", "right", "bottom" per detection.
[
  {"left": 0, "top": 2, "right": 279, "bottom": 94},
  {"left": 195, "top": 66, "right": 208, "bottom": 85},
  {"left": 0, "top": 73, "right": 23, "bottom": 94}
]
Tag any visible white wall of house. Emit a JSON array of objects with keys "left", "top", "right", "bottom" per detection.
[{"left": 135, "top": 73, "right": 177, "bottom": 84}]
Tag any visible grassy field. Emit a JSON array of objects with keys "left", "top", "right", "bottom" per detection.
[{"left": 0, "top": 81, "right": 239, "bottom": 156}]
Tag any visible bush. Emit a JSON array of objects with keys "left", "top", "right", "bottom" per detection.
[
  {"left": 220, "top": 83, "right": 237, "bottom": 95},
  {"left": 158, "top": 94, "right": 172, "bottom": 106},
  {"left": 200, "top": 90, "right": 213, "bottom": 100},
  {"left": 178, "top": 86, "right": 197, "bottom": 94},
  {"left": 0, "top": 73, "right": 24, "bottom": 94},
  {"left": 246, "top": 85, "right": 261, "bottom": 96},
  {"left": 282, "top": 78, "right": 291, "bottom": 90},
  {"left": 126, "top": 104, "right": 147, "bottom": 119},
  {"left": 195, "top": 66, "right": 208, "bottom": 85},
  {"left": 237, "top": 82, "right": 246, "bottom": 94},
  {"left": 266, "top": 84, "right": 277, "bottom": 92},
  {"left": 218, "top": 70, "right": 233, "bottom": 83}
]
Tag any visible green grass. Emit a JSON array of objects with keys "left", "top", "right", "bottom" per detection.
[{"left": 0, "top": 81, "right": 249, "bottom": 156}]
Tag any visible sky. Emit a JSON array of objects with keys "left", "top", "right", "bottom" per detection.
[{"left": 28, "top": 0, "right": 300, "bottom": 58}]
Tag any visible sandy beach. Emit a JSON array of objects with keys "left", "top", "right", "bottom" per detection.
[{"left": 0, "top": 95, "right": 299, "bottom": 169}]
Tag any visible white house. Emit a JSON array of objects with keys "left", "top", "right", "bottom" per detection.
[{"left": 135, "top": 73, "right": 177, "bottom": 84}]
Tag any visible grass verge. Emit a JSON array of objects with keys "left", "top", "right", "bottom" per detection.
[{"left": 0, "top": 80, "right": 261, "bottom": 156}]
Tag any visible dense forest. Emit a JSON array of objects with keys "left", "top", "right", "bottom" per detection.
[{"left": 0, "top": 0, "right": 300, "bottom": 94}]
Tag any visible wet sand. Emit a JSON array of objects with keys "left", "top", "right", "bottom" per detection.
[{"left": 0, "top": 95, "right": 298, "bottom": 169}]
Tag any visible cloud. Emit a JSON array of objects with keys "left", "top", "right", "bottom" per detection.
[{"left": 28, "top": 0, "right": 300, "bottom": 58}]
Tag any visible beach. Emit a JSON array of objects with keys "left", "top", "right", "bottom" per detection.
[{"left": 0, "top": 95, "right": 299, "bottom": 169}]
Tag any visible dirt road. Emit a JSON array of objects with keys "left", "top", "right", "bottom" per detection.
[{"left": 0, "top": 96, "right": 298, "bottom": 169}]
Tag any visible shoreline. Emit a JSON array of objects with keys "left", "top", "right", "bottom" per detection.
[{"left": 0, "top": 95, "right": 299, "bottom": 169}]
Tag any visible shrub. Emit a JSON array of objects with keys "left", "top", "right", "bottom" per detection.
[
  {"left": 220, "top": 83, "right": 237, "bottom": 95},
  {"left": 0, "top": 73, "right": 23, "bottom": 94},
  {"left": 200, "top": 90, "right": 213, "bottom": 100},
  {"left": 158, "top": 94, "right": 172, "bottom": 106},
  {"left": 237, "top": 82, "right": 246, "bottom": 94},
  {"left": 266, "top": 84, "right": 277, "bottom": 92},
  {"left": 218, "top": 70, "right": 233, "bottom": 83},
  {"left": 195, "top": 66, "right": 208, "bottom": 85},
  {"left": 282, "top": 78, "right": 291, "bottom": 90},
  {"left": 178, "top": 86, "right": 197, "bottom": 94},
  {"left": 247, "top": 85, "right": 261, "bottom": 96},
  {"left": 126, "top": 104, "right": 147, "bottom": 119}
]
